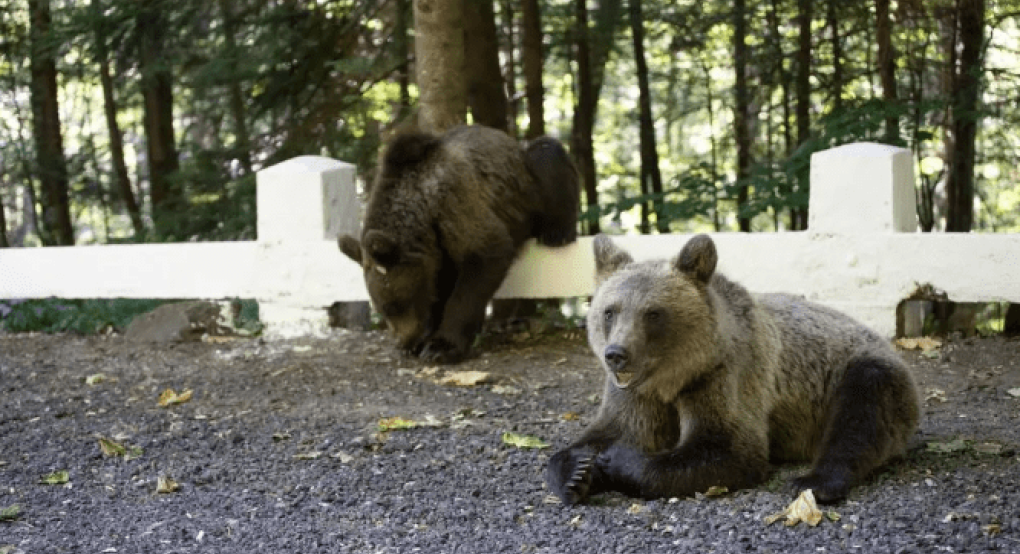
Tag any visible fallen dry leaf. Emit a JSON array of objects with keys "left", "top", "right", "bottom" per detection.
[
  {"left": 156, "top": 475, "right": 180, "bottom": 494},
  {"left": 39, "top": 470, "right": 69, "bottom": 485},
  {"left": 927, "top": 438, "right": 969, "bottom": 453},
  {"left": 561, "top": 411, "right": 581, "bottom": 421},
  {"left": 1007, "top": 388, "right": 1020, "bottom": 398},
  {"left": 377, "top": 416, "right": 418, "bottom": 432},
  {"left": 85, "top": 373, "right": 107, "bottom": 385},
  {"left": 895, "top": 337, "right": 942, "bottom": 351},
  {"left": 439, "top": 371, "right": 492, "bottom": 387},
  {"left": 925, "top": 387, "right": 948, "bottom": 403},
  {"left": 0, "top": 505, "right": 19, "bottom": 521},
  {"left": 703, "top": 485, "right": 729, "bottom": 497},
  {"left": 765, "top": 489, "right": 825, "bottom": 527},
  {"left": 626, "top": 503, "right": 644, "bottom": 515},
  {"left": 98, "top": 437, "right": 143, "bottom": 460},
  {"left": 158, "top": 388, "right": 193, "bottom": 407},
  {"left": 501, "top": 432, "right": 549, "bottom": 449},
  {"left": 293, "top": 451, "right": 323, "bottom": 460}
]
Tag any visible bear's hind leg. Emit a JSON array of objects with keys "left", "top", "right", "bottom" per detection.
[{"left": 792, "top": 355, "right": 918, "bottom": 503}]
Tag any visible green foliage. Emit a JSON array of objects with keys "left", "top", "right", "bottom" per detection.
[{"left": 0, "top": 298, "right": 175, "bottom": 334}]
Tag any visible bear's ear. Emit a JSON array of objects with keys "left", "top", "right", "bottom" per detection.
[
  {"left": 593, "top": 234, "right": 633, "bottom": 285},
  {"left": 338, "top": 235, "right": 363, "bottom": 266},
  {"left": 363, "top": 229, "right": 401, "bottom": 268},
  {"left": 673, "top": 234, "right": 717, "bottom": 284}
]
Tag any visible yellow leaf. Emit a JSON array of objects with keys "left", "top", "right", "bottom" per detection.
[
  {"left": 40, "top": 470, "right": 69, "bottom": 485},
  {"left": 765, "top": 489, "right": 823, "bottom": 527},
  {"left": 501, "top": 432, "right": 549, "bottom": 449},
  {"left": 98, "top": 437, "right": 126, "bottom": 457},
  {"left": 85, "top": 373, "right": 107, "bottom": 385},
  {"left": 378, "top": 417, "right": 418, "bottom": 432},
  {"left": 626, "top": 503, "right": 644, "bottom": 515},
  {"left": 704, "top": 485, "right": 729, "bottom": 497},
  {"left": 439, "top": 371, "right": 492, "bottom": 387},
  {"left": 158, "top": 388, "right": 193, "bottom": 407},
  {"left": 894, "top": 337, "right": 942, "bottom": 351},
  {"left": 156, "top": 475, "right": 180, "bottom": 494},
  {"left": 561, "top": 412, "right": 581, "bottom": 421}
]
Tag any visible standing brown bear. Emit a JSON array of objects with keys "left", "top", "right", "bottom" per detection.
[
  {"left": 547, "top": 234, "right": 920, "bottom": 505},
  {"left": 339, "top": 125, "right": 579, "bottom": 363}
]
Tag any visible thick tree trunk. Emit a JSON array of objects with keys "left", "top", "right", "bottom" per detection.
[
  {"left": 93, "top": 0, "right": 144, "bottom": 237},
  {"left": 876, "top": 0, "right": 898, "bottom": 143},
  {"left": 138, "top": 5, "right": 181, "bottom": 239},
  {"left": 521, "top": 0, "right": 545, "bottom": 139},
  {"left": 464, "top": 0, "right": 507, "bottom": 130},
  {"left": 28, "top": 0, "right": 74, "bottom": 246},
  {"left": 629, "top": 0, "right": 665, "bottom": 234},
  {"left": 573, "top": 0, "right": 599, "bottom": 235},
  {"left": 733, "top": 0, "right": 752, "bottom": 233},
  {"left": 945, "top": 0, "right": 984, "bottom": 233},
  {"left": 0, "top": 189, "right": 8, "bottom": 248},
  {"left": 413, "top": 0, "right": 467, "bottom": 133},
  {"left": 395, "top": 0, "right": 412, "bottom": 119}
]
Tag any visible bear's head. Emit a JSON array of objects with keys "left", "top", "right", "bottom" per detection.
[
  {"left": 339, "top": 229, "right": 439, "bottom": 354},
  {"left": 587, "top": 234, "right": 721, "bottom": 403}
]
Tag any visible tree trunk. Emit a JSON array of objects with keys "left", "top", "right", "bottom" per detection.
[
  {"left": 876, "top": 0, "right": 898, "bottom": 143},
  {"left": 629, "top": 0, "right": 665, "bottom": 233},
  {"left": 28, "top": 0, "right": 74, "bottom": 246},
  {"left": 138, "top": 4, "right": 181, "bottom": 240},
  {"left": 414, "top": 0, "right": 467, "bottom": 133},
  {"left": 945, "top": 0, "right": 984, "bottom": 233},
  {"left": 521, "top": 0, "right": 545, "bottom": 139},
  {"left": 828, "top": 0, "right": 843, "bottom": 112},
  {"left": 0, "top": 188, "right": 8, "bottom": 248},
  {"left": 733, "top": 0, "right": 752, "bottom": 233},
  {"left": 92, "top": 0, "right": 145, "bottom": 238},
  {"left": 464, "top": 0, "right": 507, "bottom": 130},
  {"left": 572, "top": 0, "right": 599, "bottom": 235},
  {"left": 219, "top": 0, "right": 254, "bottom": 177},
  {"left": 793, "top": 0, "right": 812, "bottom": 231},
  {"left": 393, "top": 0, "right": 412, "bottom": 121}
]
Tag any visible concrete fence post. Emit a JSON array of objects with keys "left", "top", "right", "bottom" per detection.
[
  {"left": 254, "top": 156, "right": 363, "bottom": 337},
  {"left": 808, "top": 142, "right": 917, "bottom": 234}
]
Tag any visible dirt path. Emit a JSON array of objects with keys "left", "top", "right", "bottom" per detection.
[{"left": 1, "top": 331, "right": 1017, "bottom": 553}]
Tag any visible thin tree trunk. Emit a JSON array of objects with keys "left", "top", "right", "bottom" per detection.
[
  {"left": 414, "top": 0, "right": 467, "bottom": 133},
  {"left": 28, "top": 0, "right": 74, "bottom": 245},
  {"left": 93, "top": 0, "right": 144, "bottom": 237},
  {"left": 464, "top": 0, "right": 507, "bottom": 130},
  {"left": 733, "top": 0, "right": 752, "bottom": 233},
  {"left": 521, "top": 0, "right": 545, "bottom": 139},
  {"left": 0, "top": 186, "right": 8, "bottom": 247},
  {"left": 629, "top": 0, "right": 665, "bottom": 233},
  {"left": 138, "top": 4, "right": 181, "bottom": 239},
  {"left": 395, "top": 0, "right": 412, "bottom": 119},
  {"left": 945, "top": 0, "right": 984, "bottom": 233},
  {"left": 828, "top": 0, "right": 843, "bottom": 111},
  {"left": 219, "top": 0, "right": 254, "bottom": 177},
  {"left": 793, "top": 0, "right": 812, "bottom": 231},
  {"left": 877, "top": 0, "right": 899, "bottom": 143},
  {"left": 573, "top": 0, "right": 599, "bottom": 235},
  {"left": 501, "top": 0, "right": 518, "bottom": 138}
]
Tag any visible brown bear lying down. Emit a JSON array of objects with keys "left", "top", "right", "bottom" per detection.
[{"left": 547, "top": 234, "right": 919, "bottom": 505}]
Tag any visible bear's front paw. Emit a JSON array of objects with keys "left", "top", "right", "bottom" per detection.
[
  {"left": 419, "top": 337, "right": 466, "bottom": 364},
  {"left": 789, "top": 470, "right": 851, "bottom": 504},
  {"left": 594, "top": 442, "right": 647, "bottom": 495},
  {"left": 546, "top": 446, "right": 598, "bottom": 505}
]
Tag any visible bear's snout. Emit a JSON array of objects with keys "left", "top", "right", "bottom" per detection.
[{"left": 604, "top": 345, "right": 630, "bottom": 371}]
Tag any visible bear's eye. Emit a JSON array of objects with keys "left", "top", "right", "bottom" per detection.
[
  {"left": 645, "top": 309, "right": 662, "bottom": 323},
  {"left": 604, "top": 309, "right": 615, "bottom": 324}
]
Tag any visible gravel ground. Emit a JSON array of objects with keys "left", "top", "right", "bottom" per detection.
[{"left": 1, "top": 330, "right": 1018, "bottom": 553}]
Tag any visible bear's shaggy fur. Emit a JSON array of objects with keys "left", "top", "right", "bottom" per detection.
[
  {"left": 547, "top": 234, "right": 920, "bottom": 504},
  {"left": 339, "top": 125, "right": 578, "bottom": 363}
]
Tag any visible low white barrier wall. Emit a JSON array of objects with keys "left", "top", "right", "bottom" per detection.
[{"left": 1, "top": 143, "right": 1018, "bottom": 338}]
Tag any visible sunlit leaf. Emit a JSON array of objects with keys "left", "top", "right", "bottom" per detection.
[
  {"left": 156, "top": 475, "right": 180, "bottom": 494},
  {"left": 439, "top": 371, "right": 492, "bottom": 387},
  {"left": 765, "top": 489, "right": 825, "bottom": 527},
  {"left": 0, "top": 505, "right": 19, "bottom": 521},
  {"left": 85, "top": 373, "right": 107, "bottom": 385},
  {"left": 377, "top": 417, "right": 418, "bottom": 432},
  {"left": 501, "top": 432, "right": 549, "bottom": 449},
  {"left": 158, "top": 388, "right": 193, "bottom": 407},
  {"left": 40, "top": 470, "right": 69, "bottom": 485}
]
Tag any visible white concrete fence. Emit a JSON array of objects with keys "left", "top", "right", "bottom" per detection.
[{"left": 1, "top": 142, "right": 1018, "bottom": 338}]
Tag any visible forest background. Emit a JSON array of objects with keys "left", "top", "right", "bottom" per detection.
[{"left": 0, "top": 0, "right": 1016, "bottom": 248}]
